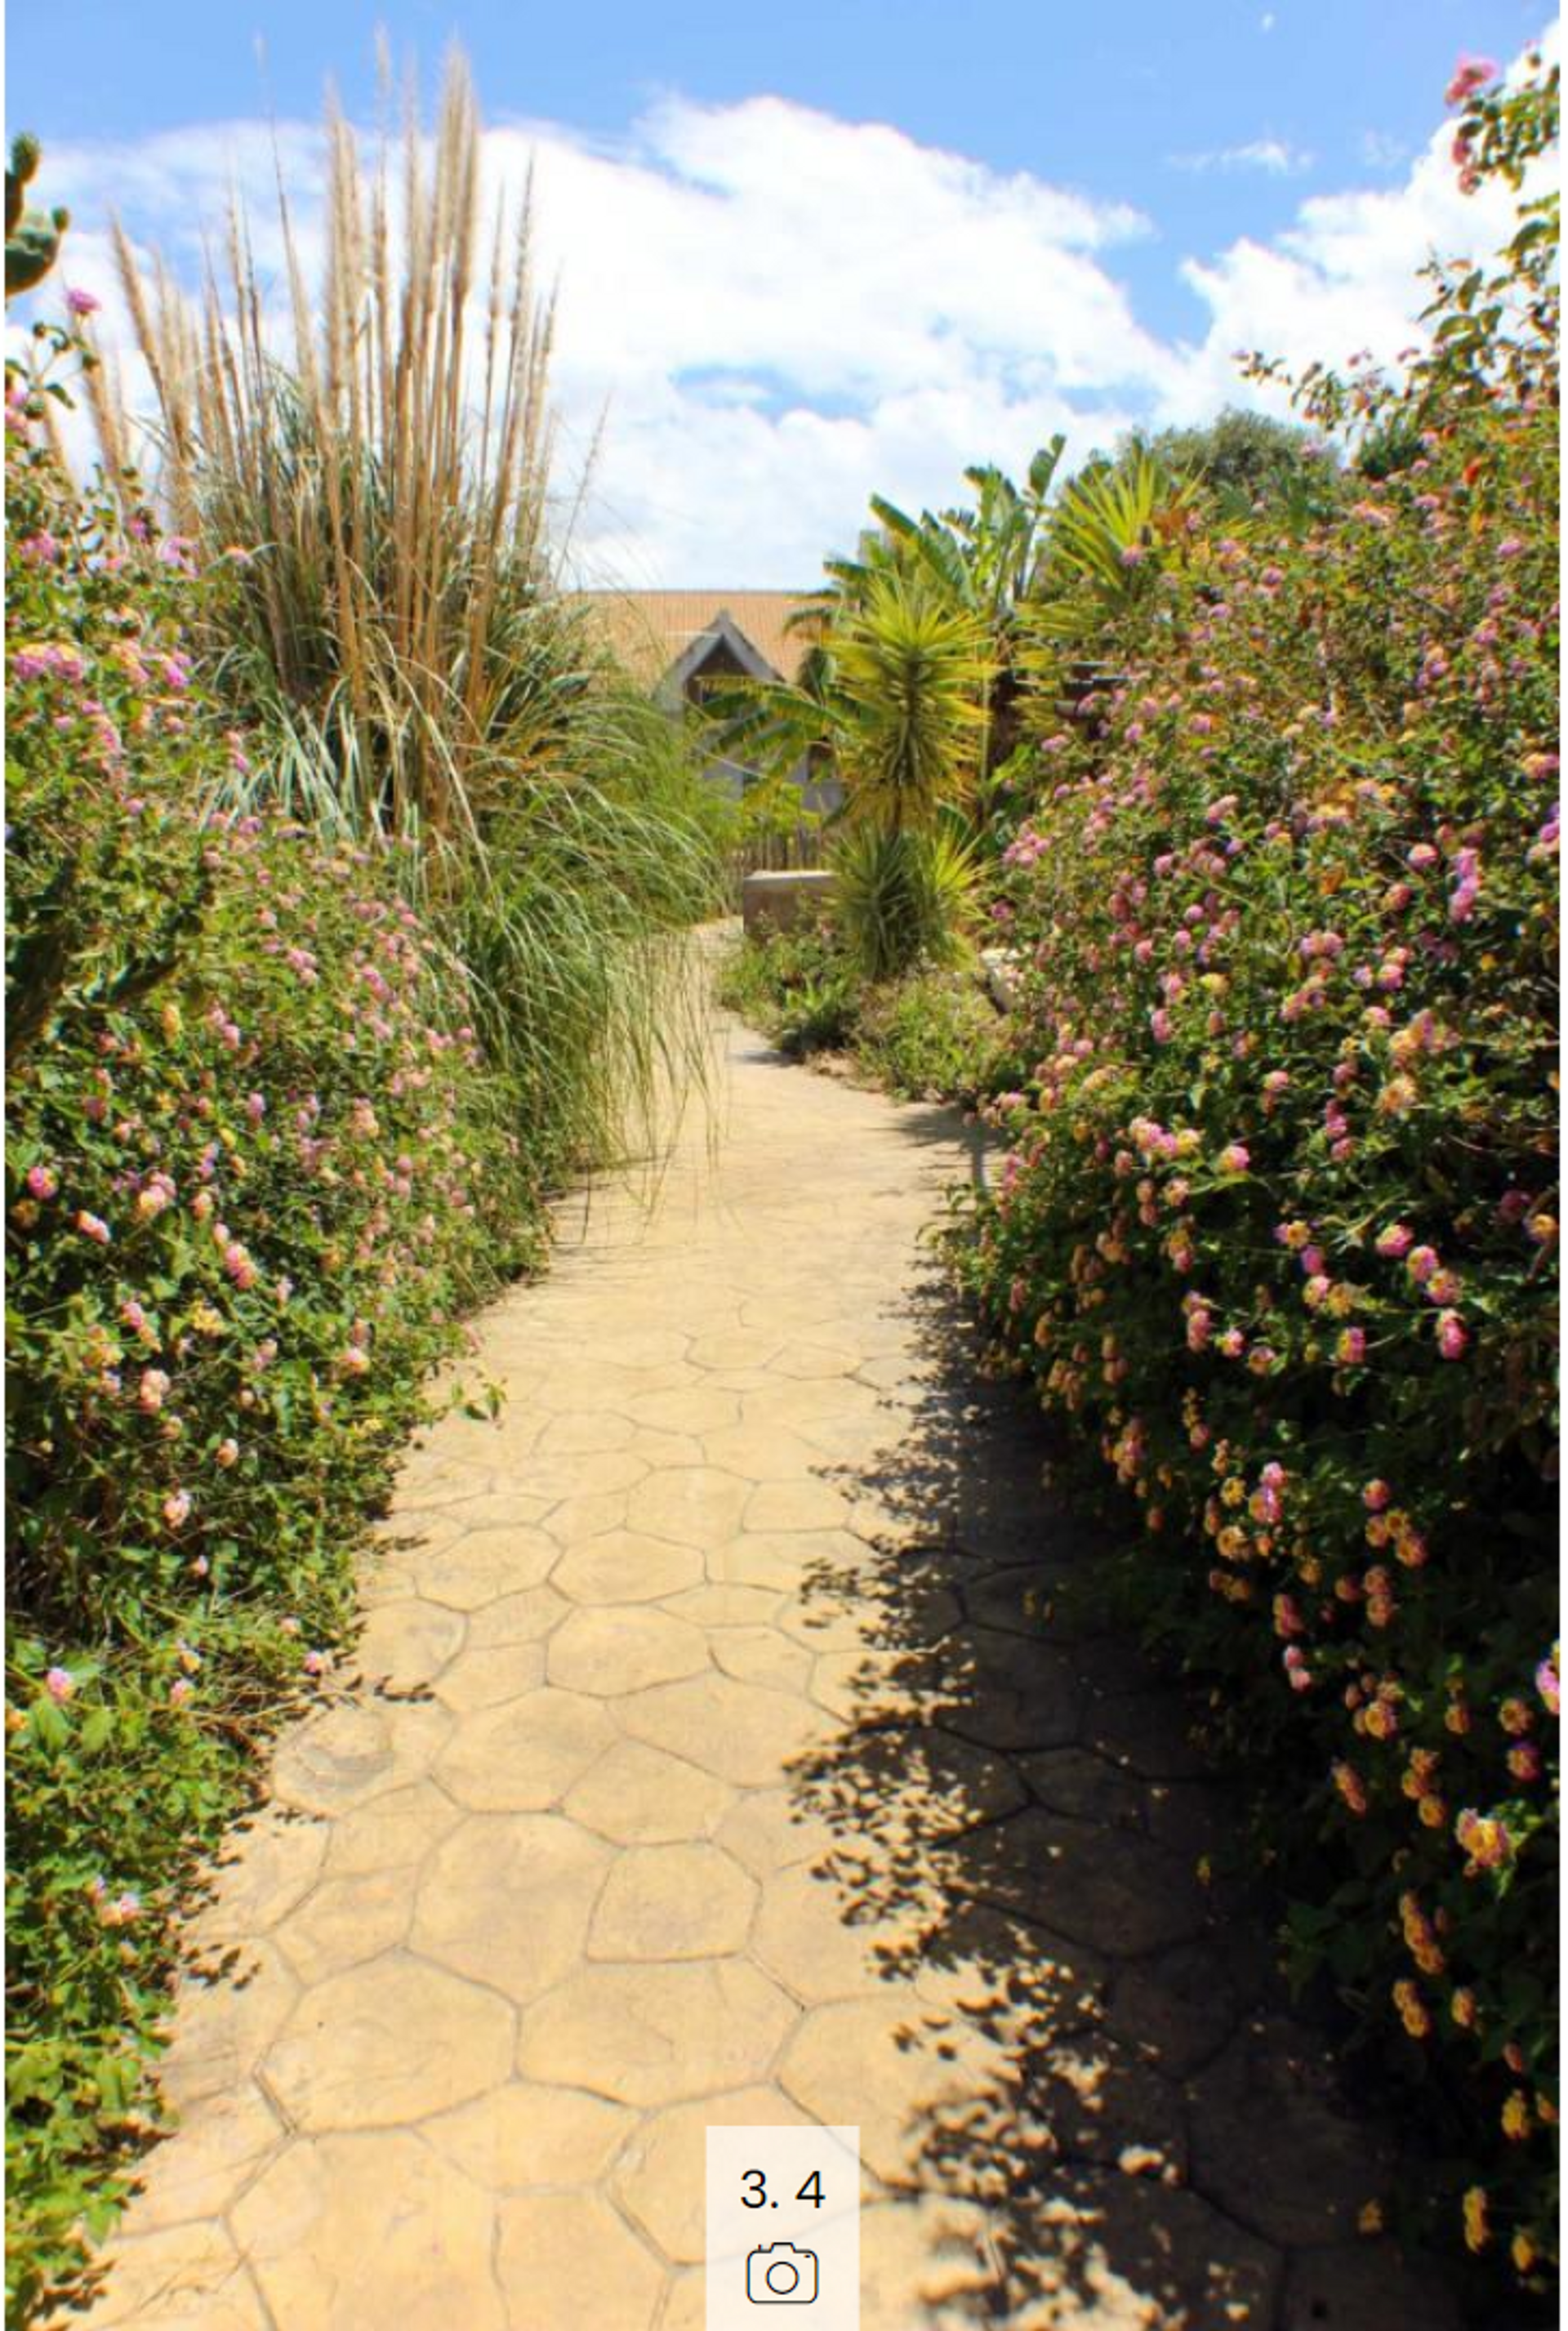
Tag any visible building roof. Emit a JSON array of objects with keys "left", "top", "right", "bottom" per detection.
[{"left": 573, "top": 590, "right": 819, "bottom": 690}]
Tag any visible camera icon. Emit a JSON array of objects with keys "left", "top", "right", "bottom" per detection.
[{"left": 746, "top": 2241, "right": 819, "bottom": 2303}]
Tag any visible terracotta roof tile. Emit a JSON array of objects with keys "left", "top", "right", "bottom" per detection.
[{"left": 572, "top": 591, "right": 819, "bottom": 689}]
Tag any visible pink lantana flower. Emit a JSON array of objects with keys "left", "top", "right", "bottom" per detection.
[{"left": 1445, "top": 55, "right": 1499, "bottom": 107}]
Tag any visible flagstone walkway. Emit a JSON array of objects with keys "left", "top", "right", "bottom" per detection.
[{"left": 67, "top": 979, "right": 1458, "bottom": 2331}]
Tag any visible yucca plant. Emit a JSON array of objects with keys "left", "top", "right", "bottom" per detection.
[
  {"left": 831, "top": 818, "right": 981, "bottom": 983},
  {"left": 831, "top": 574, "right": 994, "bottom": 835}
]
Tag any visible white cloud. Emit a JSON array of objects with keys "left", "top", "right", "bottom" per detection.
[
  {"left": 14, "top": 33, "right": 1557, "bottom": 585},
  {"left": 1361, "top": 128, "right": 1411, "bottom": 172},
  {"left": 1157, "top": 29, "right": 1558, "bottom": 426},
  {"left": 1169, "top": 137, "right": 1313, "bottom": 176}
]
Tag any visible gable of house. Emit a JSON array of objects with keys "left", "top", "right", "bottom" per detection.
[{"left": 572, "top": 590, "right": 819, "bottom": 700}]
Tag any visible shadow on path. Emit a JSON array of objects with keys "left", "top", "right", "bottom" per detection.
[{"left": 781, "top": 1257, "right": 1455, "bottom": 2331}]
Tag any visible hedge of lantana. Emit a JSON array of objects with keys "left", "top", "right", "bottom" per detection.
[
  {"left": 957, "top": 64, "right": 1559, "bottom": 2298},
  {"left": 5, "top": 333, "right": 540, "bottom": 2317}
]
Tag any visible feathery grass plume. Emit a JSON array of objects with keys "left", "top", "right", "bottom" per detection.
[{"left": 91, "top": 47, "right": 726, "bottom": 1182}]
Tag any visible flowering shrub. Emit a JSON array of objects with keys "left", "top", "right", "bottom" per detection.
[
  {"left": 958, "top": 62, "right": 1558, "bottom": 2294},
  {"left": 6, "top": 334, "right": 537, "bottom": 2315}
]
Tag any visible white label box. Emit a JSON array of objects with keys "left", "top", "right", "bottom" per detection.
[{"left": 705, "top": 2123, "right": 860, "bottom": 2329}]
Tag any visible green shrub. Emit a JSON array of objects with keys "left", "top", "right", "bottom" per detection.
[
  {"left": 856, "top": 971, "right": 1017, "bottom": 1105},
  {"left": 956, "top": 62, "right": 1558, "bottom": 2295},
  {"left": 5, "top": 336, "right": 532, "bottom": 2319},
  {"left": 717, "top": 923, "right": 862, "bottom": 1056}
]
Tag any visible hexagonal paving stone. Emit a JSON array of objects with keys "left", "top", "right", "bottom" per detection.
[
  {"left": 321, "top": 1781, "right": 453, "bottom": 1880},
  {"left": 158, "top": 1941, "right": 300, "bottom": 2114},
  {"left": 274, "top": 1867, "right": 413, "bottom": 1989},
  {"left": 413, "top": 1527, "right": 561, "bottom": 1611},
  {"left": 563, "top": 1737, "right": 737, "bottom": 1847},
  {"left": 511, "top": 1451, "right": 651, "bottom": 1501},
  {"left": 350, "top": 1598, "right": 466, "bottom": 1692},
  {"left": 950, "top": 1807, "right": 1209, "bottom": 1960},
  {"left": 434, "top": 1641, "right": 549, "bottom": 1712},
  {"left": 412, "top": 1814, "right": 609, "bottom": 2003},
  {"left": 706, "top": 1527, "right": 871, "bottom": 1593},
  {"left": 711, "top": 1787, "right": 843, "bottom": 1881},
  {"left": 112, "top": 2084, "right": 283, "bottom": 2235},
  {"left": 431, "top": 1487, "right": 558, "bottom": 1535},
  {"left": 517, "top": 1959, "right": 795, "bottom": 2106},
  {"left": 617, "top": 1672, "right": 827, "bottom": 1788},
  {"left": 540, "top": 1490, "right": 632, "bottom": 1545},
  {"left": 743, "top": 1477, "right": 853, "bottom": 1535},
  {"left": 1280, "top": 2240, "right": 1462, "bottom": 2331},
  {"left": 688, "top": 1328, "right": 783, "bottom": 1372},
  {"left": 625, "top": 1385, "right": 742, "bottom": 1436},
  {"left": 778, "top": 1991, "right": 1013, "bottom": 2188},
  {"left": 627, "top": 1428, "right": 707, "bottom": 1470},
  {"left": 809, "top": 1647, "right": 935, "bottom": 1726},
  {"left": 1024, "top": 2039, "right": 1188, "bottom": 2182},
  {"left": 775, "top": 1592, "right": 884, "bottom": 1653},
  {"left": 625, "top": 1467, "right": 753, "bottom": 1553},
  {"left": 664, "top": 1582, "right": 784, "bottom": 1630},
  {"left": 192, "top": 1806, "right": 327, "bottom": 1939},
  {"left": 587, "top": 1842, "right": 757, "bottom": 1962},
  {"left": 770, "top": 1339, "right": 862, "bottom": 1380},
  {"left": 752, "top": 1863, "right": 918, "bottom": 2003},
  {"left": 535, "top": 1409, "right": 637, "bottom": 1456},
  {"left": 963, "top": 1562, "right": 1084, "bottom": 1641},
  {"left": 929, "top": 1629, "right": 1086, "bottom": 1754},
  {"left": 698, "top": 1423, "right": 819, "bottom": 1481},
  {"left": 1104, "top": 1941, "right": 1241, "bottom": 2081},
  {"left": 1185, "top": 2016, "right": 1396, "bottom": 2250},
  {"left": 614, "top": 2085, "right": 814, "bottom": 2263},
  {"left": 435, "top": 1687, "right": 617, "bottom": 1812},
  {"left": 550, "top": 1530, "right": 705, "bottom": 1606},
  {"left": 495, "top": 2191, "right": 664, "bottom": 2330},
  {"left": 263, "top": 1953, "right": 514, "bottom": 2131},
  {"left": 393, "top": 1452, "right": 501, "bottom": 1508},
  {"left": 62, "top": 2222, "right": 267, "bottom": 2329},
  {"left": 270, "top": 1698, "right": 452, "bottom": 1818},
  {"left": 907, "top": 1902, "right": 1108, "bottom": 2037},
  {"left": 422, "top": 2081, "right": 633, "bottom": 2191},
  {"left": 465, "top": 1584, "right": 572, "bottom": 1649},
  {"left": 710, "top": 1626, "right": 813, "bottom": 1695},
  {"left": 1018, "top": 1745, "right": 1151, "bottom": 1832},
  {"left": 597, "top": 1327, "right": 694, "bottom": 1369},
  {"left": 231, "top": 2131, "right": 504, "bottom": 2330},
  {"left": 1003, "top": 2164, "right": 1281, "bottom": 2329},
  {"left": 546, "top": 1604, "right": 710, "bottom": 1697},
  {"left": 369, "top": 1504, "right": 470, "bottom": 1558},
  {"left": 858, "top": 2194, "right": 1003, "bottom": 2331},
  {"left": 803, "top": 1726, "right": 1029, "bottom": 1849}
]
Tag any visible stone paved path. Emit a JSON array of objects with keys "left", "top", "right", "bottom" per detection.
[{"left": 65, "top": 981, "right": 1458, "bottom": 2331}]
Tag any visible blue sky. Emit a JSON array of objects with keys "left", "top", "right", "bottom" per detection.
[{"left": 7, "top": 2, "right": 1558, "bottom": 580}]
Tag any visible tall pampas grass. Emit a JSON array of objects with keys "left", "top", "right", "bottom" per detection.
[
  {"left": 89, "top": 47, "right": 726, "bottom": 1183},
  {"left": 96, "top": 47, "right": 559, "bottom": 838}
]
